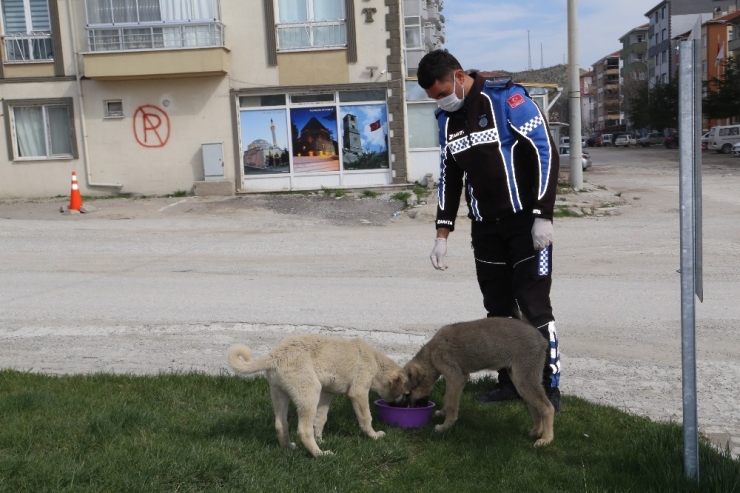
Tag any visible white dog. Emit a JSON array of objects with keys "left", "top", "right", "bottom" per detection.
[{"left": 228, "top": 335, "right": 409, "bottom": 457}]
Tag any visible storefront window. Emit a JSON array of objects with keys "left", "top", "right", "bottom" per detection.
[
  {"left": 339, "top": 104, "right": 388, "bottom": 170},
  {"left": 406, "top": 103, "right": 438, "bottom": 149},
  {"left": 240, "top": 108, "right": 291, "bottom": 175},
  {"left": 238, "top": 88, "right": 389, "bottom": 177}
]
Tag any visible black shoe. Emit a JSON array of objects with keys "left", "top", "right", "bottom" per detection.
[
  {"left": 545, "top": 387, "right": 561, "bottom": 414},
  {"left": 474, "top": 383, "right": 521, "bottom": 404}
]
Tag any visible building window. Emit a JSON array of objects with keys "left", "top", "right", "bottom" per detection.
[
  {"left": 702, "top": 34, "right": 707, "bottom": 47},
  {"left": 5, "top": 99, "right": 77, "bottom": 160},
  {"left": 238, "top": 88, "right": 389, "bottom": 177},
  {"left": 661, "top": 6, "right": 665, "bottom": 20},
  {"left": 276, "top": 0, "right": 346, "bottom": 51},
  {"left": 404, "top": 16, "right": 421, "bottom": 49},
  {"left": 104, "top": 100, "right": 124, "bottom": 118},
  {"left": 0, "top": 0, "right": 53, "bottom": 62},
  {"left": 85, "top": 0, "right": 223, "bottom": 52},
  {"left": 662, "top": 28, "right": 666, "bottom": 42},
  {"left": 637, "top": 35, "right": 643, "bottom": 43}
]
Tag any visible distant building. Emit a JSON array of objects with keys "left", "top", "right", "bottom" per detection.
[
  {"left": 644, "top": 0, "right": 737, "bottom": 88},
  {"left": 592, "top": 51, "right": 622, "bottom": 131},
  {"left": 580, "top": 71, "right": 596, "bottom": 135},
  {"left": 620, "top": 24, "right": 649, "bottom": 81},
  {"left": 402, "top": 0, "right": 445, "bottom": 77},
  {"left": 701, "top": 9, "right": 740, "bottom": 129}
]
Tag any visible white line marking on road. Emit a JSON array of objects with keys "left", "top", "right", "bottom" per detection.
[{"left": 159, "top": 199, "right": 189, "bottom": 212}]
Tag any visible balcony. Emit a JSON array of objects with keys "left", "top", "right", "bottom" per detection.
[
  {"left": 82, "top": 21, "right": 228, "bottom": 80},
  {"left": 276, "top": 20, "right": 346, "bottom": 51},
  {"left": 730, "top": 37, "right": 740, "bottom": 55},
  {"left": 2, "top": 32, "right": 53, "bottom": 63}
]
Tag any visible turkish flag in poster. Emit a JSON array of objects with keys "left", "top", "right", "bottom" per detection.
[{"left": 369, "top": 120, "right": 381, "bottom": 131}]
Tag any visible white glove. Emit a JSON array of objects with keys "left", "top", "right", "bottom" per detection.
[
  {"left": 430, "top": 238, "right": 448, "bottom": 270},
  {"left": 531, "top": 218, "right": 553, "bottom": 251}
]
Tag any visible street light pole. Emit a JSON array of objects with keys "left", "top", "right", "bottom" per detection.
[{"left": 567, "top": 0, "right": 583, "bottom": 188}]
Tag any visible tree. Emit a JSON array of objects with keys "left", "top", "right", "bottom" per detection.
[
  {"left": 704, "top": 56, "right": 740, "bottom": 122},
  {"left": 647, "top": 78, "right": 678, "bottom": 131},
  {"left": 622, "top": 76, "right": 650, "bottom": 132}
]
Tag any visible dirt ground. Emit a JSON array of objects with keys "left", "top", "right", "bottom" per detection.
[{"left": 1, "top": 146, "right": 738, "bottom": 457}]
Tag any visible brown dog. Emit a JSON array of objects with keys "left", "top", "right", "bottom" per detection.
[
  {"left": 228, "top": 335, "right": 409, "bottom": 457},
  {"left": 403, "top": 317, "right": 554, "bottom": 446}
]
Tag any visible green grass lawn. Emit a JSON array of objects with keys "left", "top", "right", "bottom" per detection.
[{"left": 1, "top": 370, "right": 738, "bottom": 492}]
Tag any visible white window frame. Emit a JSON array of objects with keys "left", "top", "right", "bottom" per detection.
[
  {"left": 404, "top": 16, "right": 422, "bottom": 49},
  {"left": 0, "top": 0, "right": 53, "bottom": 62},
  {"left": 104, "top": 100, "right": 124, "bottom": 118},
  {"left": 275, "top": 0, "right": 347, "bottom": 52},
  {"left": 83, "top": 0, "right": 224, "bottom": 52},
  {"left": 5, "top": 98, "right": 78, "bottom": 161}
]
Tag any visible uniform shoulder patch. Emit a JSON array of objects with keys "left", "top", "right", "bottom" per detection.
[
  {"left": 507, "top": 93, "right": 525, "bottom": 109},
  {"left": 484, "top": 77, "right": 513, "bottom": 89}
]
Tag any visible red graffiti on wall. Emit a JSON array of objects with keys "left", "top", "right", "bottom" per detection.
[{"left": 133, "top": 105, "right": 170, "bottom": 147}]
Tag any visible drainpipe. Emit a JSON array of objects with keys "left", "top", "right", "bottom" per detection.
[{"left": 65, "top": 0, "right": 123, "bottom": 189}]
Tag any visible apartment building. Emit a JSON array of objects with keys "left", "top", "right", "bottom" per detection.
[
  {"left": 620, "top": 24, "right": 649, "bottom": 81},
  {"left": 401, "top": 0, "right": 444, "bottom": 182},
  {"left": 728, "top": 11, "right": 740, "bottom": 58},
  {"left": 592, "top": 51, "right": 622, "bottom": 132},
  {"left": 701, "top": 9, "right": 740, "bottom": 129},
  {"left": 1, "top": 0, "right": 409, "bottom": 198},
  {"left": 579, "top": 70, "right": 595, "bottom": 135},
  {"left": 644, "top": 0, "right": 736, "bottom": 88}
]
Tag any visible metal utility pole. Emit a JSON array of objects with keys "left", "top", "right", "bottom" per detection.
[
  {"left": 567, "top": 0, "right": 583, "bottom": 188},
  {"left": 527, "top": 30, "right": 532, "bottom": 71},
  {"left": 678, "top": 37, "right": 703, "bottom": 484}
]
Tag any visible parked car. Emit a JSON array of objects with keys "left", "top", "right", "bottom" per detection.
[
  {"left": 639, "top": 132, "right": 665, "bottom": 147},
  {"left": 586, "top": 136, "right": 597, "bottom": 147},
  {"left": 701, "top": 131, "right": 709, "bottom": 150},
  {"left": 664, "top": 133, "right": 678, "bottom": 149},
  {"left": 732, "top": 141, "right": 740, "bottom": 157},
  {"left": 600, "top": 133, "right": 614, "bottom": 147},
  {"left": 559, "top": 145, "right": 592, "bottom": 171},
  {"left": 595, "top": 136, "right": 603, "bottom": 147},
  {"left": 614, "top": 134, "right": 637, "bottom": 147},
  {"left": 707, "top": 124, "right": 740, "bottom": 154}
]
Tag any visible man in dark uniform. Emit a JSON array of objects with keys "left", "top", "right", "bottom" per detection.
[{"left": 417, "top": 50, "right": 561, "bottom": 411}]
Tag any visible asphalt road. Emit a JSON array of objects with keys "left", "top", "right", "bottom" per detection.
[{"left": 1, "top": 144, "right": 739, "bottom": 456}]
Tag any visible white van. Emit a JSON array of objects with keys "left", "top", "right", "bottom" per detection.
[
  {"left": 600, "top": 134, "right": 614, "bottom": 147},
  {"left": 708, "top": 124, "right": 740, "bottom": 154}
]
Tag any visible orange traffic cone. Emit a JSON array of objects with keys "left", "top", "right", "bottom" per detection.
[{"left": 68, "top": 172, "right": 83, "bottom": 211}]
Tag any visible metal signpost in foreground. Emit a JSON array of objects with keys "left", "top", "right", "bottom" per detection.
[{"left": 678, "top": 38, "right": 704, "bottom": 483}]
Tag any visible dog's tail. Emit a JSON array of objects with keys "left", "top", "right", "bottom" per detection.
[{"left": 227, "top": 344, "right": 274, "bottom": 375}]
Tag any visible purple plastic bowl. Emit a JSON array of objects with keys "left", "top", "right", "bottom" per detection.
[{"left": 375, "top": 399, "right": 436, "bottom": 429}]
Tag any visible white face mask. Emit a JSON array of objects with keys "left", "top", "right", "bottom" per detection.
[{"left": 437, "top": 78, "right": 465, "bottom": 112}]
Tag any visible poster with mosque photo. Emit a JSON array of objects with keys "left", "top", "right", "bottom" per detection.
[
  {"left": 240, "top": 109, "right": 290, "bottom": 175},
  {"left": 289, "top": 106, "right": 340, "bottom": 173},
  {"left": 339, "top": 104, "right": 389, "bottom": 170}
]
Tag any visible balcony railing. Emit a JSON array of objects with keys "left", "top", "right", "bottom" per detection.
[
  {"left": 86, "top": 21, "right": 224, "bottom": 52},
  {"left": 2, "top": 32, "right": 54, "bottom": 62},
  {"left": 276, "top": 19, "right": 346, "bottom": 51}
]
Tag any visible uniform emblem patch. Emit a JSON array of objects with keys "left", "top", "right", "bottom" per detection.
[
  {"left": 478, "top": 115, "right": 488, "bottom": 127},
  {"left": 507, "top": 94, "right": 525, "bottom": 109}
]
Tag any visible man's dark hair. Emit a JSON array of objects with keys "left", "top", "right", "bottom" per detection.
[{"left": 417, "top": 50, "right": 463, "bottom": 89}]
